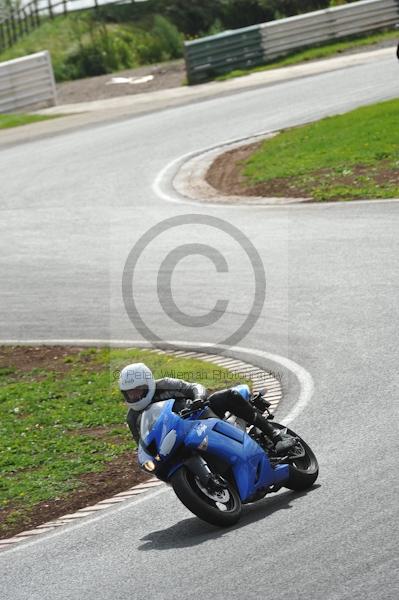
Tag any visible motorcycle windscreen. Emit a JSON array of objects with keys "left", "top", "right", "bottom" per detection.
[{"left": 140, "top": 400, "right": 170, "bottom": 442}]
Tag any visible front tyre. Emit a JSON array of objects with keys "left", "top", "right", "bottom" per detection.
[
  {"left": 273, "top": 422, "right": 319, "bottom": 491},
  {"left": 287, "top": 432, "right": 318, "bottom": 490},
  {"left": 171, "top": 467, "right": 242, "bottom": 527}
]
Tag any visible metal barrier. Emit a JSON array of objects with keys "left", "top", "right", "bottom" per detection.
[
  {"left": 185, "top": 0, "right": 399, "bottom": 84},
  {"left": 0, "top": 51, "right": 57, "bottom": 113},
  {"left": 184, "top": 25, "right": 264, "bottom": 85},
  {"left": 261, "top": 0, "right": 399, "bottom": 60}
]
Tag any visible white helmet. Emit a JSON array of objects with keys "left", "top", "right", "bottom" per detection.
[{"left": 119, "top": 362, "right": 156, "bottom": 411}]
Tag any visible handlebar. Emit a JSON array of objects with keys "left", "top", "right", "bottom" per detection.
[{"left": 179, "top": 400, "right": 210, "bottom": 418}]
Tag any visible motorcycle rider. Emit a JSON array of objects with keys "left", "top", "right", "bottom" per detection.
[{"left": 119, "top": 362, "right": 296, "bottom": 455}]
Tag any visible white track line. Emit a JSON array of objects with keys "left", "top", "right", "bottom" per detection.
[
  {"left": 160, "top": 341, "right": 314, "bottom": 425},
  {"left": 0, "top": 488, "right": 168, "bottom": 556}
]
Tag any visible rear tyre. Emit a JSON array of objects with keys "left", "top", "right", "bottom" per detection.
[{"left": 171, "top": 466, "right": 242, "bottom": 527}]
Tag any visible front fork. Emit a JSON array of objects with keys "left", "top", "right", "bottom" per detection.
[
  {"left": 184, "top": 455, "right": 213, "bottom": 487},
  {"left": 184, "top": 454, "right": 228, "bottom": 492}
]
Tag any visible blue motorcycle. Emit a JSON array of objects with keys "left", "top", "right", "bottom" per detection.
[{"left": 138, "top": 384, "right": 318, "bottom": 527}]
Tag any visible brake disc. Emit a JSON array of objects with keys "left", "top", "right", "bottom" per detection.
[{"left": 195, "top": 477, "right": 230, "bottom": 504}]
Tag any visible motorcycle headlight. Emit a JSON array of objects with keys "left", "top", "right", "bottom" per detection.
[
  {"left": 143, "top": 460, "right": 156, "bottom": 472},
  {"left": 159, "top": 429, "right": 177, "bottom": 456}
]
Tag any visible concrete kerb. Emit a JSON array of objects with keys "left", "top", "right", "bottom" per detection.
[{"left": 0, "top": 342, "right": 284, "bottom": 551}]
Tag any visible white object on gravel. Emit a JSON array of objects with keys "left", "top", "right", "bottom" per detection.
[{"left": 106, "top": 75, "right": 154, "bottom": 85}]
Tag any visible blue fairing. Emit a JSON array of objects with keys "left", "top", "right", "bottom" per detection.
[{"left": 138, "top": 396, "right": 289, "bottom": 503}]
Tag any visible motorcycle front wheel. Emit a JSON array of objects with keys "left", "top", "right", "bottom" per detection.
[
  {"left": 273, "top": 422, "right": 319, "bottom": 491},
  {"left": 171, "top": 466, "right": 242, "bottom": 527}
]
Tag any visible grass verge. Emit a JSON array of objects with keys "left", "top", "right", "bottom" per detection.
[
  {"left": 0, "top": 114, "right": 60, "bottom": 129},
  {"left": 0, "top": 345, "right": 251, "bottom": 537},
  {"left": 241, "top": 98, "right": 399, "bottom": 201},
  {"left": 215, "top": 29, "right": 398, "bottom": 82}
]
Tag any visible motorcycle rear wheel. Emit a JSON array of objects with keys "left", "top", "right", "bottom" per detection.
[{"left": 171, "top": 466, "right": 242, "bottom": 527}]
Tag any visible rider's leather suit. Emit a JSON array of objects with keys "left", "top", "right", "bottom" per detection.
[{"left": 126, "top": 378, "right": 256, "bottom": 444}]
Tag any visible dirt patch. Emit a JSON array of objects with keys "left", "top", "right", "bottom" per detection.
[
  {"left": 0, "top": 345, "right": 107, "bottom": 378},
  {"left": 206, "top": 142, "right": 265, "bottom": 196},
  {"left": 0, "top": 451, "right": 150, "bottom": 539},
  {"left": 56, "top": 59, "right": 186, "bottom": 105},
  {"left": 206, "top": 142, "right": 399, "bottom": 201},
  {"left": 67, "top": 426, "right": 127, "bottom": 446},
  {"left": 67, "top": 425, "right": 115, "bottom": 437},
  {"left": 205, "top": 140, "right": 310, "bottom": 198}
]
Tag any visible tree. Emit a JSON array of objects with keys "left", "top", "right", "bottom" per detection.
[
  {"left": 155, "top": 0, "right": 219, "bottom": 36},
  {"left": 259, "top": 0, "right": 330, "bottom": 18},
  {"left": 157, "top": 0, "right": 334, "bottom": 36},
  {"left": 220, "top": 0, "right": 275, "bottom": 28}
]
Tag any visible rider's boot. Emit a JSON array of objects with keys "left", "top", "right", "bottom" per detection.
[{"left": 252, "top": 413, "right": 297, "bottom": 455}]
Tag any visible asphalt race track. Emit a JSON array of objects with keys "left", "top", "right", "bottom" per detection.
[{"left": 1, "top": 51, "right": 399, "bottom": 599}]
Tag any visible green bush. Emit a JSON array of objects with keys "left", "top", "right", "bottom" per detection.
[
  {"left": 130, "top": 16, "right": 182, "bottom": 64},
  {"left": 152, "top": 14, "right": 183, "bottom": 59},
  {"left": 57, "top": 16, "right": 182, "bottom": 81},
  {"left": 63, "top": 25, "right": 132, "bottom": 79},
  {"left": 0, "top": 10, "right": 183, "bottom": 82}
]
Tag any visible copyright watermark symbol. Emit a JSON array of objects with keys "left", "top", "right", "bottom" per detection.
[{"left": 122, "top": 214, "right": 266, "bottom": 352}]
